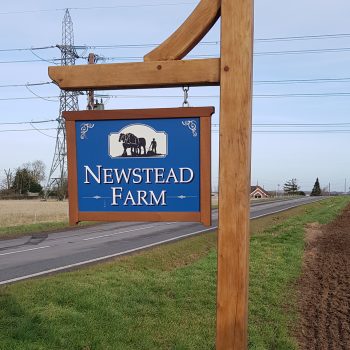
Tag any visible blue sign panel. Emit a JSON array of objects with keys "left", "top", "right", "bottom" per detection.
[{"left": 75, "top": 118, "right": 201, "bottom": 212}]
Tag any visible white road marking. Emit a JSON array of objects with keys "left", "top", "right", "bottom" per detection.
[
  {"left": 0, "top": 245, "right": 51, "bottom": 257},
  {"left": 83, "top": 222, "right": 177, "bottom": 241},
  {"left": 0, "top": 227, "right": 215, "bottom": 285},
  {"left": 250, "top": 198, "right": 324, "bottom": 219}
]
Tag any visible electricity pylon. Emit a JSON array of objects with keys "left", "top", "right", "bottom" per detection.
[{"left": 46, "top": 9, "right": 79, "bottom": 199}]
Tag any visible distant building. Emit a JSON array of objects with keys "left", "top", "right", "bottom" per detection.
[
  {"left": 250, "top": 186, "right": 270, "bottom": 199},
  {"left": 27, "top": 192, "right": 40, "bottom": 198}
]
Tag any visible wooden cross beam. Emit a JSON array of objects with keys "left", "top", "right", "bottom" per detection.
[
  {"left": 49, "top": 58, "right": 220, "bottom": 90},
  {"left": 49, "top": 0, "right": 254, "bottom": 349}
]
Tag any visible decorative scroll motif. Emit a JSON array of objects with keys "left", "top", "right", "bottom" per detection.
[
  {"left": 80, "top": 123, "right": 94, "bottom": 139},
  {"left": 182, "top": 120, "right": 197, "bottom": 137}
]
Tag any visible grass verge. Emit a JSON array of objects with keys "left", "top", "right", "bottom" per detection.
[
  {"left": 0, "top": 221, "right": 97, "bottom": 240},
  {"left": 0, "top": 198, "right": 320, "bottom": 240},
  {"left": 0, "top": 197, "right": 349, "bottom": 349}
]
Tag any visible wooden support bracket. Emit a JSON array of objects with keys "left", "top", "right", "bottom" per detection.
[
  {"left": 144, "top": 0, "right": 221, "bottom": 61},
  {"left": 49, "top": 58, "right": 220, "bottom": 90}
]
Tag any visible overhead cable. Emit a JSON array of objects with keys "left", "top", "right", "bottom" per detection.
[
  {"left": 3, "top": 78, "right": 350, "bottom": 89},
  {"left": 0, "top": 128, "right": 57, "bottom": 132},
  {"left": 25, "top": 83, "right": 58, "bottom": 102},
  {"left": 0, "top": 119, "right": 56, "bottom": 125},
  {"left": 0, "top": 82, "right": 52, "bottom": 88},
  {"left": 2, "top": 128, "right": 350, "bottom": 135},
  {"left": 29, "top": 123, "right": 57, "bottom": 139},
  {"left": 3, "top": 91, "right": 350, "bottom": 102},
  {"left": 0, "top": 2, "right": 196, "bottom": 15}
]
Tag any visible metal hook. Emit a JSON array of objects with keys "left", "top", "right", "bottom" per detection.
[{"left": 182, "top": 86, "right": 190, "bottom": 107}]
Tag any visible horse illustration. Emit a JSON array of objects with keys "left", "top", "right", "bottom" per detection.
[{"left": 118, "top": 133, "right": 146, "bottom": 156}]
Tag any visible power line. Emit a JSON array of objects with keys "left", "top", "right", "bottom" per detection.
[
  {"left": 3, "top": 77, "right": 350, "bottom": 89},
  {"left": 4, "top": 42, "right": 350, "bottom": 58},
  {"left": 2, "top": 120, "right": 349, "bottom": 127},
  {"left": 0, "top": 82, "right": 52, "bottom": 88},
  {"left": 67, "top": 2, "right": 204, "bottom": 11},
  {"left": 24, "top": 84, "right": 58, "bottom": 102},
  {"left": 254, "top": 77, "right": 350, "bottom": 85},
  {"left": 255, "top": 124, "right": 350, "bottom": 127},
  {"left": 0, "top": 32, "right": 349, "bottom": 53},
  {"left": 255, "top": 33, "right": 350, "bottom": 42},
  {"left": 29, "top": 123, "right": 57, "bottom": 139},
  {"left": 254, "top": 47, "right": 350, "bottom": 56},
  {"left": 29, "top": 48, "right": 60, "bottom": 65},
  {"left": 0, "top": 128, "right": 57, "bottom": 132},
  {"left": 212, "top": 122, "right": 350, "bottom": 127},
  {"left": 0, "top": 58, "right": 62, "bottom": 64},
  {"left": 212, "top": 130, "right": 350, "bottom": 134},
  {"left": 0, "top": 42, "right": 218, "bottom": 54},
  {"left": 0, "top": 46, "right": 56, "bottom": 52},
  {"left": 73, "top": 34, "right": 350, "bottom": 49},
  {"left": 0, "top": 119, "right": 56, "bottom": 125},
  {"left": 80, "top": 46, "right": 350, "bottom": 62},
  {"left": 0, "top": 2, "right": 196, "bottom": 15},
  {"left": 71, "top": 46, "right": 350, "bottom": 57},
  {"left": 0, "top": 96, "right": 59, "bottom": 101},
  {"left": 254, "top": 93, "right": 350, "bottom": 98},
  {"left": 0, "top": 47, "right": 349, "bottom": 65},
  {"left": 2, "top": 127, "right": 350, "bottom": 135},
  {"left": 95, "top": 92, "right": 350, "bottom": 99},
  {"left": 3, "top": 91, "right": 350, "bottom": 102}
]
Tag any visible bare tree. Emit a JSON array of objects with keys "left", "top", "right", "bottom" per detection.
[
  {"left": 2, "top": 168, "right": 14, "bottom": 190},
  {"left": 30, "top": 160, "right": 46, "bottom": 184},
  {"left": 22, "top": 160, "right": 46, "bottom": 184}
]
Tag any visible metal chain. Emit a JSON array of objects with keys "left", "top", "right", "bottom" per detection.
[{"left": 182, "top": 86, "right": 190, "bottom": 107}]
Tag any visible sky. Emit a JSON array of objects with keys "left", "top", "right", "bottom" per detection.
[{"left": 0, "top": 0, "right": 350, "bottom": 192}]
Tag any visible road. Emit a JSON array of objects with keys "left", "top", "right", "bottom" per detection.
[{"left": 0, "top": 196, "right": 323, "bottom": 285}]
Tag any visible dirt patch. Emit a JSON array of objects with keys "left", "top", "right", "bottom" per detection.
[
  {"left": 297, "top": 205, "right": 350, "bottom": 349},
  {"left": 304, "top": 222, "right": 324, "bottom": 244}
]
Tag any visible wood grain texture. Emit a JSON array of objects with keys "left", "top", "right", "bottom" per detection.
[
  {"left": 144, "top": 0, "right": 221, "bottom": 61},
  {"left": 200, "top": 116, "right": 212, "bottom": 227},
  {"left": 65, "top": 121, "right": 79, "bottom": 225},
  {"left": 49, "top": 59, "right": 220, "bottom": 91},
  {"left": 63, "top": 107, "right": 215, "bottom": 121},
  {"left": 216, "top": 0, "right": 254, "bottom": 349}
]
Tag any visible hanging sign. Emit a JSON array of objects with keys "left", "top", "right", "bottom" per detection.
[{"left": 64, "top": 107, "right": 214, "bottom": 226}]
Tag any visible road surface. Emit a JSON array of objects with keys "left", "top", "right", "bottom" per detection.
[{"left": 0, "top": 196, "right": 323, "bottom": 285}]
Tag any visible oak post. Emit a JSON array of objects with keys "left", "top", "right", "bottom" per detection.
[
  {"left": 216, "top": 0, "right": 254, "bottom": 349},
  {"left": 65, "top": 120, "right": 79, "bottom": 225}
]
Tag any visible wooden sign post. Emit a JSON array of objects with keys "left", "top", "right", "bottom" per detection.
[
  {"left": 217, "top": 1, "right": 253, "bottom": 349},
  {"left": 49, "top": 0, "right": 253, "bottom": 348}
]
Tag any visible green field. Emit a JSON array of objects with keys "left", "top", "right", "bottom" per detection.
[{"left": 0, "top": 197, "right": 349, "bottom": 349}]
